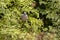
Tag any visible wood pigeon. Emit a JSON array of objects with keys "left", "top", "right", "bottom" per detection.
[{"left": 21, "top": 12, "right": 28, "bottom": 21}]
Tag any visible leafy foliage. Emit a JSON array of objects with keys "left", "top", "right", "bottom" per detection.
[{"left": 0, "top": 0, "right": 60, "bottom": 40}]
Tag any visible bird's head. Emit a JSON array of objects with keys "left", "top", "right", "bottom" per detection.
[{"left": 23, "top": 12, "right": 27, "bottom": 15}]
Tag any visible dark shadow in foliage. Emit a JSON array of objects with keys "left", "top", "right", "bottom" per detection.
[
  {"left": 42, "top": 0, "right": 47, "bottom": 1},
  {"left": 39, "top": 13, "right": 53, "bottom": 31},
  {"left": 40, "top": 3, "right": 46, "bottom": 9},
  {"left": 6, "top": 1, "right": 15, "bottom": 8},
  {"left": 33, "top": 0, "right": 40, "bottom": 8},
  {"left": 42, "top": 0, "right": 52, "bottom": 2},
  {"left": 56, "top": 11, "right": 60, "bottom": 16},
  {"left": 47, "top": 0, "right": 52, "bottom": 2},
  {"left": 0, "top": 13, "right": 4, "bottom": 19},
  {"left": 44, "top": 18, "right": 53, "bottom": 27},
  {"left": 28, "top": 20, "right": 31, "bottom": 26}
]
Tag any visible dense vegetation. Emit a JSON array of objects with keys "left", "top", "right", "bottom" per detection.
[{"left": 0, "top": 0, "right": 60, "bottom": 40}]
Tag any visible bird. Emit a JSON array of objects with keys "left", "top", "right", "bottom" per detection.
[{"left": 20, "top": 12, "right": 28, "bottom": 21}]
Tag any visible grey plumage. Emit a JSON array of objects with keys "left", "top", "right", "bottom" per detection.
[{"left": 21, "top": 12, "right": 28, "bottom": 21}]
